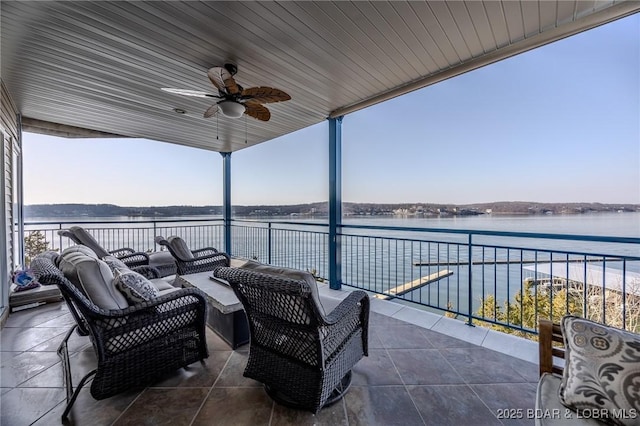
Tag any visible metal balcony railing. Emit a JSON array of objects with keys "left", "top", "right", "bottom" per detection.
[
  {"left": 24, "top": 218, "right": 640, "bottom": 336},
  {"left": 24, "top": 218, "right": 225, "bottom": 256}
]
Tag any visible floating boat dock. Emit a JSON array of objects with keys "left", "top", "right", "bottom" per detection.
[
  {"left": 375, "top": 269, "right": 453, "bottom": 300},
  {"left": 413, "top": 257, "right": 622, "bottom": 267}
]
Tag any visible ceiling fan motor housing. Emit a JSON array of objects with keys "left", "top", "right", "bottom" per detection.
[{"left": 224, "top": 63, "right": 238, "bottom": 76}]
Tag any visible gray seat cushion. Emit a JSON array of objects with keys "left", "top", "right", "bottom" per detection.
[
  {"left": 238, "top": 260, "right": 326, "bottom": 315},
  {"left": 535, "top": 373, "right": 603, "bottom": 426},
  {"left": 167, "top": 236, "right": 194, "bottom": 260},
  {"left": 58, "top": 246, "right": 129, "bottom": 310},
  {"left": 149, "top": 251, "right": 177, "bottom": 277},
  {"left": 151, "top": 278, "right": 176, "bottom": 292}
]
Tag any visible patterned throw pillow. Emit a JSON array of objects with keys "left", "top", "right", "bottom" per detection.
[
  {"left": 113, "top": 269, "right": 159, "bottom": 304},
  {"left": 559, "top": 315, "right": 640, "bottom": 426}
]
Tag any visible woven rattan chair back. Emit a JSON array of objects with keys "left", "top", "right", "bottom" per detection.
[{"left": 214, "top": 266, "right": 369, "bottom": 413}]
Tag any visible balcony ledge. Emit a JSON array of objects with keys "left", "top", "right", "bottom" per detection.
[{"left": 318, "top": 282, "right": 539, "bottom": 364}]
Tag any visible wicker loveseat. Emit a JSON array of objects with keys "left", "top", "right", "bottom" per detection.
[
  {"left": 537, "top": 317, "right": 639, "bottom": 426},
  {"left": 30, "top": 246, "right": 209, "bottom": 420},
  {"left": 214, "top": 262, "right": 369, "bottom": 413}
]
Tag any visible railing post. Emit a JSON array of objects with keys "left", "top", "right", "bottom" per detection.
[
  {"left": 328, "top": 117, "right": 343, "bottom": 290},
  {"left": 267, "top": 222, "right": 272, "bottom": 264},
  {"left": 58, "top": 223, "right": 63, "bottom": 252},
  {"left": 152, "top": 221, "right": 157, "bottom": 251},
  {"left": 221, "top": 152, "right": 232, "bottom": 256},
  {"left": 467, "top": 233, "right": 474, "bottom": 327}
]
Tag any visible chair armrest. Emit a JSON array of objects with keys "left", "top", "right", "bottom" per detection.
[
  {"left": 179, "top": 251, "right": 230, "bottom": 274},
  {"left": 112, "top": 287, "right": 208, "bottom": 317},
  {"left": 191, "top": 250, "right": 230, "bottom": 264},
  {"left": 323, "top": 291, "right": 369, "bottom": 326},
  {"left": 538, "top": 319, "right": 565, "bottom": 376},
  {"left": 84, "top": 288, "right": 207, "bottom": 334},
  {"left": 110, "top": 247, "right": 136, "bottom": 256},
  {"left": 116, "top": 251, "right": 150, "bottom": 268},
  {"left": 321, "top": 291, "right": 370, "bottom": 360},
  {"left": 191, "top": 247, "right": 220, "bottom": 257}
]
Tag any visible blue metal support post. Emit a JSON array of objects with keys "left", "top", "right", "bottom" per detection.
[
  {"left": 328, "top": 117, "right": 343, "bottom": 290},
  {"left": 221, "top": 152, "right": 232, "bottom": 255},
  {"left": 466, "top": 233, "right": 475, "bottom": 326}
]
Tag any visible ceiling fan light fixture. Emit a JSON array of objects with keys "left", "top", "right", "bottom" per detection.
[{"left": 218, "top": 100, "right": 245, "bottom": 118}]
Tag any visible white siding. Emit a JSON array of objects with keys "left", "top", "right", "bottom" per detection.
[{"left": 1, "top": 80, "right": 20, "bottom": 312}]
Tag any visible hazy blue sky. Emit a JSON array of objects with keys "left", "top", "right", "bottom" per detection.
[{"left": 24, "top": 14, "right": 639, "bottom": 207}]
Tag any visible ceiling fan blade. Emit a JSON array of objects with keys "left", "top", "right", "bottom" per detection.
[
  {"left": 241, "top": 86, "right": 291, "bottom": 103},
  {"left": 222, "top": 74, "right": 240, "bottom": 96},
  {"left": 207, "top": 67, "right": 228, "bottom": 95},
  {"left": 244, "top": 101, "right": 271, "bottom": 121},
  {"left": 208, "top": 66, "right": 241, "bottom": 95},
  {"left": 161, "top": 88, "right": 218, "bottom": 98},
  {"left": 203, "top": 104, "right": 219, "bottom": 118}
]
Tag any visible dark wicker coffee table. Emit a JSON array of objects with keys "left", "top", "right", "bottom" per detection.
[{"left": 175, "top": 271, "right": 249, "bottom": 349}]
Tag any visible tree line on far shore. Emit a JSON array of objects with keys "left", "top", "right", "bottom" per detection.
[{"left": 24, "top": 201, "right": 639, "bottom": 219}]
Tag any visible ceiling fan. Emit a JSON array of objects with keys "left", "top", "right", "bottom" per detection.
[{"left": 161, "top": 64, "right": 291, "bottom": 122}]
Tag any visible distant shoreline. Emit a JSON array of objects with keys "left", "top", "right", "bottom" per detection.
[{"left": 24, "top": 201, "right": 640, "bottom": 219}]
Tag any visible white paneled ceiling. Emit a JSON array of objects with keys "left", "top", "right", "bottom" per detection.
[{"left": 2, "top": 1, "right": 638, "bottom": 152}]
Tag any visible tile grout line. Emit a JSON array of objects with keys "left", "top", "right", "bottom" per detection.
[
  {"left": 435, "top": 346, "right": 506, "bottom": 425},
  {"left": 465, "top": 384, "right": 507, "bottom": 426},
  {"left": 381, "top": 340, "right": 428, "bottom": 426},
  {"left": 3, "top": 308, "right": 71, "bottom": 329},
  {"left": 188, "top": 350, "right": 234, "bottom": 426},
  {"left": 27, "top": 391, "right": 66, "bottom": 425},
  {"left": 2, "top": 326, "right": 70, "bottom": 353},
  {"left": 111, "top": 386, "right": 146, "bottom": 426}
]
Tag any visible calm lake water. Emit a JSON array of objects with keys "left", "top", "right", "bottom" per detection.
[
  {"left": 345, "top": 211, "right": 640, "bottom": 237},
  {"left": 26, "top": 211, "right": 640, "bottom": 237}
]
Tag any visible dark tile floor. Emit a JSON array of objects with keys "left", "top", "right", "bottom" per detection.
[{"left": 1, "top": 302, "right": 539, "bottom": 425}]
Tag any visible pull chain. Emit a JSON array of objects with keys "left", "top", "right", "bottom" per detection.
[
  {"left": 216, "top": 114, "right": 219, "bottom": 140},
  {"left": 245, "top": 114, "right": 248, "bottom": 144}
]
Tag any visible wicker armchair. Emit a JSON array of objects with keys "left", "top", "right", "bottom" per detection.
[
  {"left": 59, "top": 226, "right": 149, "bottom": 268},
  {"left": 30, "top": 250, "right": 209, "bottom": 420},
  {"left": 154, "top": 235, "right": 230, "bottom": 275},
  {"left": 213, "top": 266, "right": 369, "bottom": 413}
]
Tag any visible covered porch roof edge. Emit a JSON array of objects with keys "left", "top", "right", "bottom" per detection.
[{"left": 329, "top": 1, "right": 640, "bottom": 119}]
